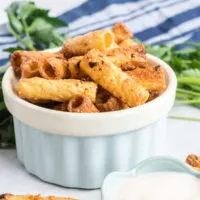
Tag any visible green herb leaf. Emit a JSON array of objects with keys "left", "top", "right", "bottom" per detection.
[
  {"left": 44, "top": 16, "right": 67, "bottom": 27},
  {"left": 17, "top": 1, "right": 36, "bottom": 19},
  {"left": 181, "top": 69, "right": 200, "bottom": 78},
  {"left": 4, "top": 46, "right": 24, "bottom": 53}
]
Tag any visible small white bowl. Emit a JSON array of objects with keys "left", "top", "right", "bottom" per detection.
[{"left": 2, "top": 51, "right": 177, "bottom": 189}]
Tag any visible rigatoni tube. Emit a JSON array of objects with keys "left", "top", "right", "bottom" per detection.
[
  {"left": 80, "top": 49, "right": 149, "bottom": 107},
  {"left": 62, "top": 30, "right": 115, "bottom": 58},
  {"left": 18, "top": 77, "right": 97, "bottom": 103}
]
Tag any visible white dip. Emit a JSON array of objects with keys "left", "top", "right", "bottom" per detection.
[{"left": 115, "top": 172, "right": 200, "bottom": 200}]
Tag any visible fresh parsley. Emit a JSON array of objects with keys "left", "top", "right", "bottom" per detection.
[{"left": 0, "top": 1, "right": 68, "bottom": 148}]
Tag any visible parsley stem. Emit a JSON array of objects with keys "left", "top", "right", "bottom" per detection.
[
  {"left": 169, "top": 115, "right": 200, "bottom": 122},
  {"left": 176, "top": 99, "right": 200, "bottom": 104},
  {"left": 22, "top": 19, "right": 36, "bottom": 51},
  {"left": 176, "top": 88, "right": 200, "bottom": 96},
  {"left": 8, "top": 24, "right": 36, "bottom": 51},
  {"left": 178, "top": 77, "right": 200, "bottom": 85}
]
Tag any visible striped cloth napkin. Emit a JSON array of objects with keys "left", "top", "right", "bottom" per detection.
[{"left": 0, "top": 0, "right": 200, "bottom": 65}]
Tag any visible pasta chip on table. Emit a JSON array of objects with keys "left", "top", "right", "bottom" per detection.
[
  {"left": 0, "top": 194, "right": 75, "bottom": 200},
  {"left": 80, "top": 49, "right": 149, "bottom": 107}
]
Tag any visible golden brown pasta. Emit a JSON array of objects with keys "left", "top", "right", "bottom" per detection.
[
  {"left": 119, "top": 38, "right": 138, "bottom": 47},
  {"left": 62, "top": 30, "right": 115, "bottom": 58},
  {"left": 148, "top": 90, "right": 161, "bottom": 101},
  {"left": 105, "top": 45, "right": 147, "bottom": 71},
  {"left": 53, "top": 102, "right": 69, "bottom": 111},
  {"left": 11, "top": 50, "right": 63, "bottom": 78},
  {"left": 186, "top": 154, "right": 200, "bottom": 169},
  {"left": 67, "top": 95, "right": 99, "bottom": 113},
  {"left": 18, "top": 77, "right": 97, "bottom": 103},
  {"left": 39, "top": 57, "right": 68, "bottom": 80},
  {"left": 0, "top": 194, "right": 75, "bottom": 200},
  {"left": 127, "top": 64, "right": 166, "bottom": 91},
  {"left": 80, "top": 49, "right": 149, "bottom": 107},
  {"left": 111, "top": 22, "right": 133, "bottom": 43},
  {"left": 67, "top": 56, "right": 89, "bottom": 79},
  {"left": 95, "top": 89, "right": 128, "bottom": 112}
]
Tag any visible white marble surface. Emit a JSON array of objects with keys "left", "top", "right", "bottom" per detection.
[{"left": 0, "top": 0, "right": 200, "bottom": 198}]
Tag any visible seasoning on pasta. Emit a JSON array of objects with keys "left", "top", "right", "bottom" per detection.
[
  {"left": 67, "top": 56, "right": 89, "bottom": 80},
  {"left": 11, "top": 50, "right": 63, "bottom": 78},
  {"left": 67, "top": 95, "right": 99, "bottom": 113},
  {"left": 39, "top": 57, "right": 68, "bottom": 80},
  {"left": 80, "top": 49, "right": 149, "bottom": 107},
  {"left": 127, "top": 64, "right": 166, "bottom": 91},
  {"left": 62, "top": 30, "right": 115, "bottom": 58},
  {"left": 95, "top": 89, "right": 128, "bottom": 112},
  {"left": 18, "top": 77, "right": 97, "bottom": 103},
  {"left": 105, "top": 45, "right": 147, "bottom": 71},
  {"left": 111, "top": 22, "right": 133, "bottom": 43},
  {"left": 119, "top": 38, "right": 138, "bottom": 47}
]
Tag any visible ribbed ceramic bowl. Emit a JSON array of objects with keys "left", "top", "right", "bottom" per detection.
[
  {"left": 102, "top": 156, "right": 200, "bottom": 200},
  {"left": 2, "top": 51, "right": 177, "bottom": 189}
]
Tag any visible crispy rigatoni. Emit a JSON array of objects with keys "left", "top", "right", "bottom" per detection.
[
  {"left": 95, "top": 89, "right": 128, "bottom": 112},
  {"left": 127, "top": 64, "right": 166, "bottom": 91},
  {"left": 62, "top": 30, "right": 115, "bottom": 58},
  {"left": 0, "top": 194, "right": 75, "bottom": 200},
  {"left": 18, "top": 77, "right": 97, "bottom": 103},
  {"left": 105, "top": 45, "right": 147, "bottom": 71},
  {"left": 119, "top": 38, "right": 138, "bottom": 47},
  {"left": 111, "top": 22, "right": 133, "bottom": 43},
  {"left": 67, "top": 56, "right": 89, "bottom": 79},
  {"left": 39, "top": 57, "right": 68, "bottom": 80},
  {"left": 80, "top": 49, "right": 149, "bottom": 107},
  {"left": 11, "top": 50, "right": 64, "bottom": 78},
  {"left": 67, "top": 95, "right": 99, "bottom": 113}
]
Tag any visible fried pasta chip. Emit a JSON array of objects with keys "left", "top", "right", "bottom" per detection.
[
  {"left": 11, "top": 51, "right": 64, "bottom": 78},
  {"left": 95, "top": 89, "right": 128, "bottom": 112},
  {"left": 127, "top": 64, "right": 166, "bottom": 91},
  {"left": 105, "top": 45, "right": 147, "bottom": 70},
  {"left": 39, "top": 57, "right": 68, "bottom": 80},
  {"left": 62, "top": 30, "right": 115, "bottom": 58},
  {"left": 186, "top": 154, "right": 200, "bottom": 171},
  {"left": 0, "top": 194, "right": 75, "bottom": 200},
  {"left": 119, "top": 38, "right": 138, "bottom": 47},
  {"left": 18, "top": 77, "right": 97, "bottom": 103},
  {"left": 67, "top": 95, "right": 99, "bottom": 113},
  {"left": 111, "top": 22, "right": 133, "bottom": 43},
  {"left": 80, "top": 49, "right": 149, "bottom": 107}
]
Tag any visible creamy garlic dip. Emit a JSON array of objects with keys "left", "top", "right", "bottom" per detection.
[{"left": 115, "top": 172, "right": 200, "bottom": 200}]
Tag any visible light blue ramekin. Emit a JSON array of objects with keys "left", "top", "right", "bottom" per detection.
[
  {"left": 13, "top": 117, "right": 167, "bottom": 189},
  {"left": 2, "top": 53, "right": 177, "bottom": 189},
  {"left": 102, "top": 156, "right": 200, "bottom": 200}
]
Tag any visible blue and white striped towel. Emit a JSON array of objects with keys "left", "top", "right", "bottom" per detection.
[{"left": 0, "top": 0, "right": 200, "bottom": 65}]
